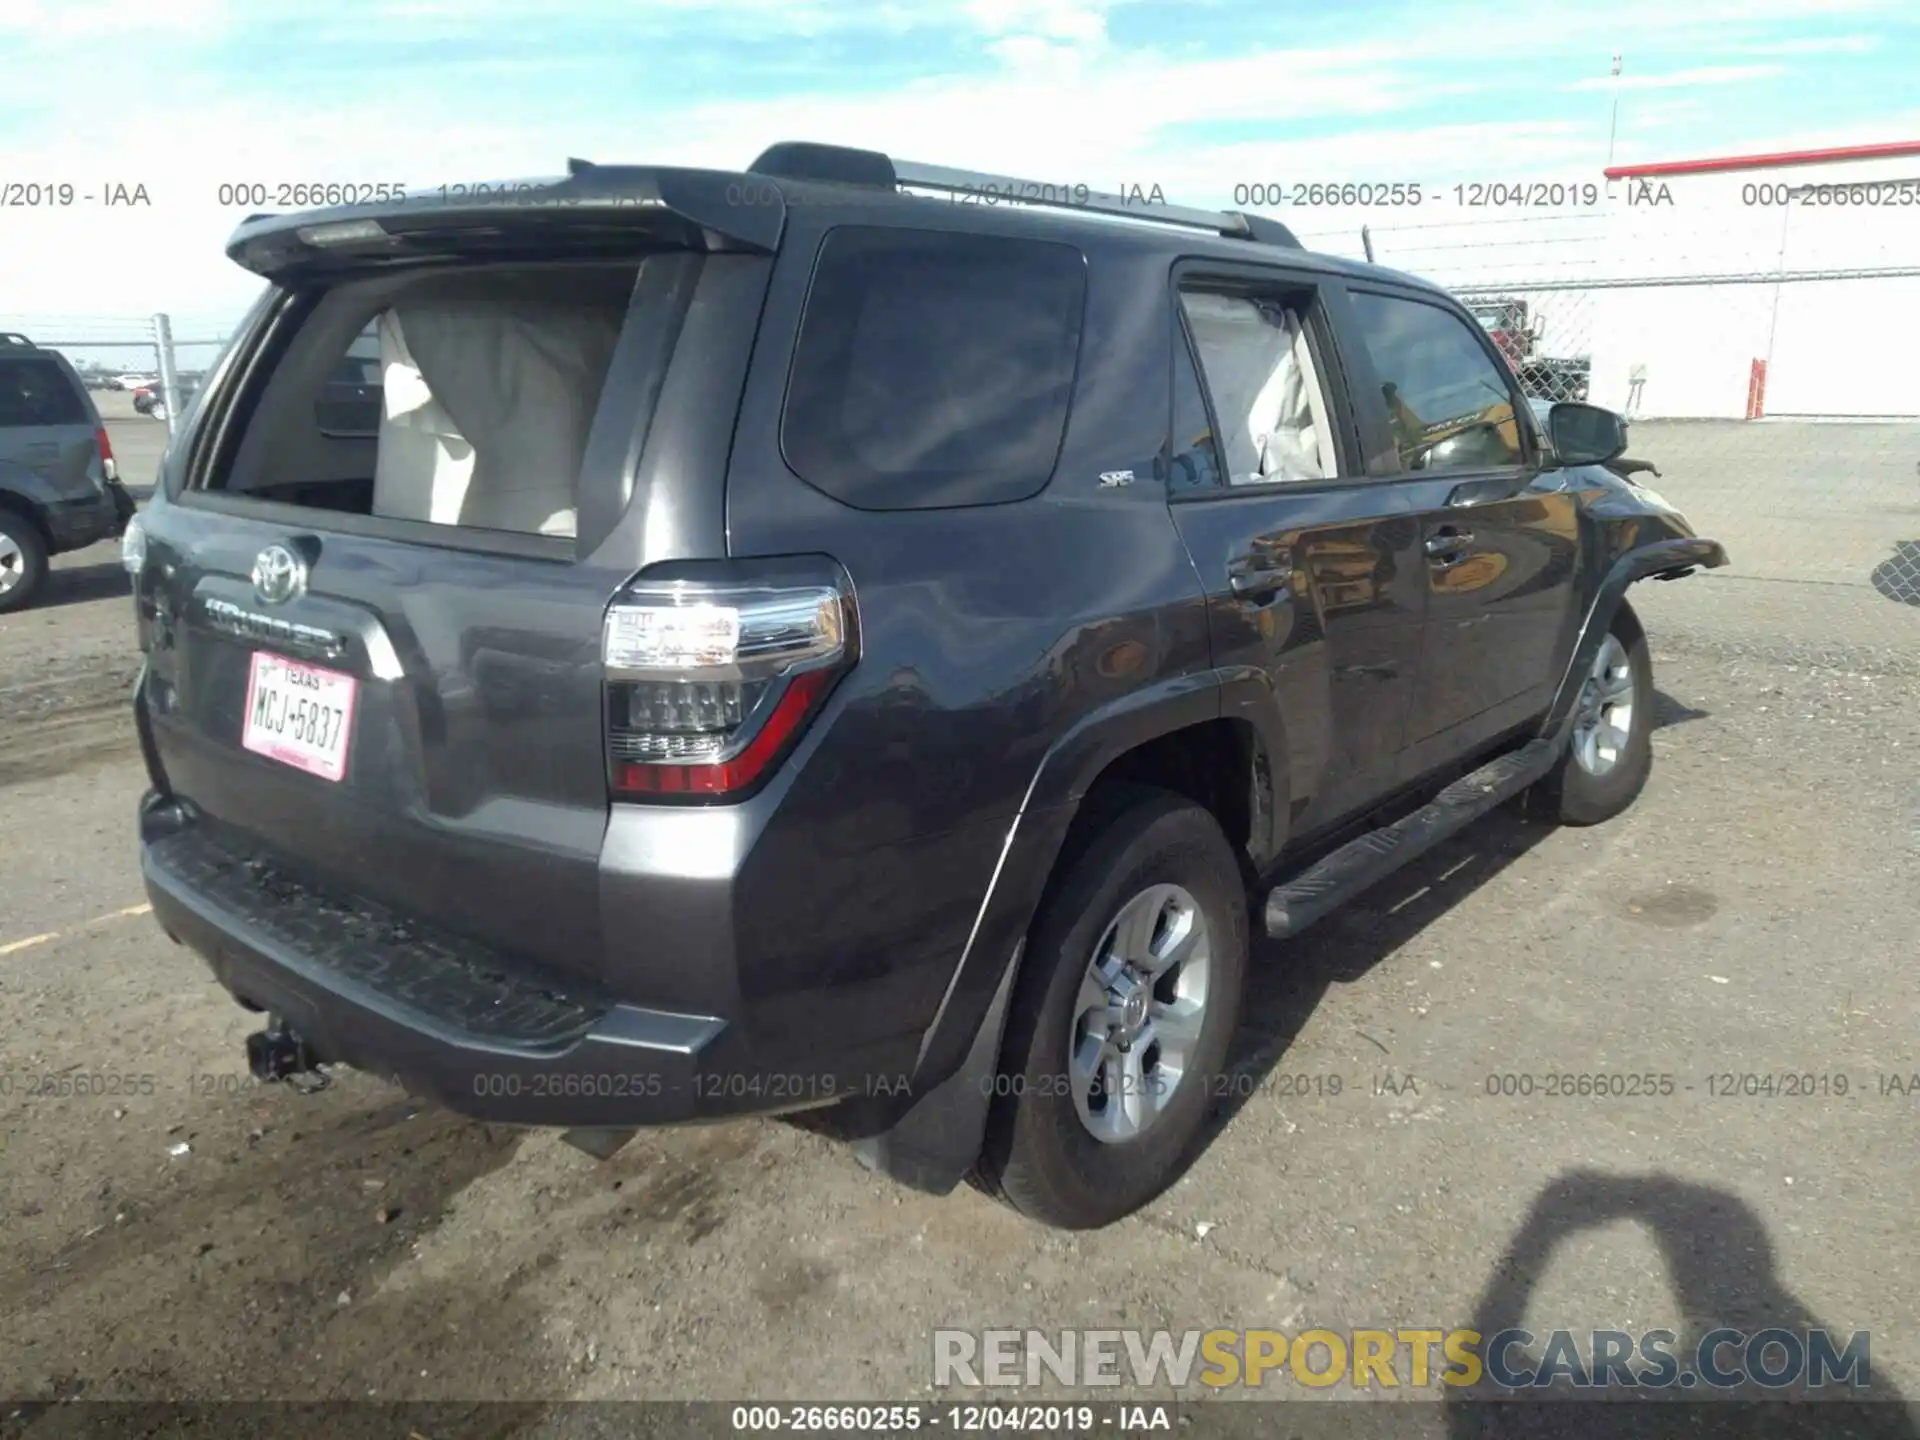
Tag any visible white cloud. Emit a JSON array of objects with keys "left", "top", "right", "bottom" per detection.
[
  {"left": 1621, "top": 99, "right": 1714, "bottom": 132},
  {"left": 1, "top": 0, "right": 1912, "bottom": 320},
  {"left": 1721, "top": 34, "right": 1880, "bottom": 55},
  {"left": 964, "top": 0, "right": 1112, "bottom": 43},
  {"left": 0, "top": 0, "right": 228, "bottom": 37},
  {"left": 1566, "top": 64, "right": 1787, "bottom": 93}
]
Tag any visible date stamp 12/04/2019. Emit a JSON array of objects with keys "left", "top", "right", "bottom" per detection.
[{"left": 1228, "top": 180, "right": 1612, "bottom": 209}]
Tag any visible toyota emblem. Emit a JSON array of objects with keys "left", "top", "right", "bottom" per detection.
[{"left": 251, "top": 544, "right": 307, "bottom": 605}]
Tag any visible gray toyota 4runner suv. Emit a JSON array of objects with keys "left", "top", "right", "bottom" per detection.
[
  {"left": 127, "top": 143, "right": 1726, "bottom": 1228},
  {"left": 1, "top": 333, "right": 137, "bottom": 611}
]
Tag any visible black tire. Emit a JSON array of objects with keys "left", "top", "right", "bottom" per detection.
[
  {"left": 976, "top": 787, "right": 1248, "bottom": 1229},
  {"left": 0, "top": 507, "right": 49, "bottom": 615},
  {"left": 1536, "top": 601, "right": 1654, "bottom": 825}
]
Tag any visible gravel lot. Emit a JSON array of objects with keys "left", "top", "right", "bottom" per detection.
[{"left": 1, "top": 409, "right": 1916, "bottom": 1420}]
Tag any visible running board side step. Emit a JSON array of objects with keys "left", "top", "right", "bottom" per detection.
[{"left": 1265, "top": 738, "right": 1560, "bottom": 939}]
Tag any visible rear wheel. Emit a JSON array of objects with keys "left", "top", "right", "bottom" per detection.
[
  {"left": 0, "top": 508, "right": 49, "bottom": 614},
  {"left": 976, "top": 788, "right": 1247, "bottom": 1229},
  {"left": 1537, "top": 602, "right": 1654, "bottom": 825}
]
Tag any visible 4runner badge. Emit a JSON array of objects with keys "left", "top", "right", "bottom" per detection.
[
  {"left": 251, "top": 544, "right": 307, "bottom": 605},
  {"left": 1098, "top": 470, "right": 1135, "bottom": 488}
]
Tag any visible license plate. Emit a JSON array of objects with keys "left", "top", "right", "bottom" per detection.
[{"left": 241, "top": 652, "right": 358, "bottom": 783}]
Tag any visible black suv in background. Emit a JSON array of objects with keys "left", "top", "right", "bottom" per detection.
[
  {"left": 0, "top": 333, "right": 137, "bottom": 611},
  {"left": 125, "top": 144, "right": 1725, "bottom": 1228}
]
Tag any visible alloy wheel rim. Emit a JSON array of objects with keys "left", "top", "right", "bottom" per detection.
[
  {"left": 1070, "top": 882, "right": 1211, "bottom": 1144},
  {"left": 1571, "top": 634, "right": 1635, "bottom": 778},
  {"left": 0, "top": 533, "right": 22, "bottom": 595}
]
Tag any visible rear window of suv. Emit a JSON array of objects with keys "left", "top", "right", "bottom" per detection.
[
  {"left": 205, "top": 263, "right": 644, "bottom": 543},
  {"left": 0, "top": 356, "right": 88, "bottom": 427},
  {"left": 780, "top": 227, "right": 1087, "bottom": 510}
]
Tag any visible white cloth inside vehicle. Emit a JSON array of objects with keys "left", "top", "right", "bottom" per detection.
[
  {"left": 371, "top": 300, "right": 621, "bottom": 537},
  {"left": 1181, "top": 293, "right": 1334, "bottom": 484}
]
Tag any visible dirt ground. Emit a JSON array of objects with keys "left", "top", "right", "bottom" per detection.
[{"left": 2, "top": 411, "right": 1917, "bottom": 1422}]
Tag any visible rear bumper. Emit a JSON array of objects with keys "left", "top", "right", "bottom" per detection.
[
  {"left": 140, "top": 796, "right": 878, "bottom": 1127},
  {"left": 44, "top": 486, "right": 131, "bottom": 551}
]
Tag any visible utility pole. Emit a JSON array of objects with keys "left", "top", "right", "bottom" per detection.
[
  {"left": 1605, "top": 53, "right": 1623, "bottom": 170},
  {"left": 153, "top": 313, "right": 181, "bottom": 440}
]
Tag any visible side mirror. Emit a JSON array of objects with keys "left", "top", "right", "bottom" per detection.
[{"left": 1547, "top": 401, "right": 1627, "bottom": 467}]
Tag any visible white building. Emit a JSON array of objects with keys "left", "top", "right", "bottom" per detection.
[{"left": 1585, "top": 141, "right": 1920, "bottom": 420}]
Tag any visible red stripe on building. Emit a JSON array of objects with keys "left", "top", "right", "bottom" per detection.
[{"left": 1606, "top": 141, "right": 1920, "bottom": 180}]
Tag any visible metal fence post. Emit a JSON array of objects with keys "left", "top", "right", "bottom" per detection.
[{"left": 153, "top": 312, "right": 181, "bottom": 438}]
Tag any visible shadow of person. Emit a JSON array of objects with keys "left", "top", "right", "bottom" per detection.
[{"left": 1446, "top": 1170, "right": 1918, "bottom": 1439}]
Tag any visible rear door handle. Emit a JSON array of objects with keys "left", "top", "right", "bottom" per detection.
[{"left": 1424, "top": 530, "right": 1474, "bottom": 556}]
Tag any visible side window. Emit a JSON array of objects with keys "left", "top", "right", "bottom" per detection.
[
  {"left": 1348, "top": 291, "right": 1524, "bottom": 473},
  {"left": 1168, "top": 333, "right": 1223, "bottom": 494},
  {"left": 781, "top": 227, "right": 1087, "bottom": 510},
  {"left": 1179, "top": 289, "right": 1340, "bottom": 486}
]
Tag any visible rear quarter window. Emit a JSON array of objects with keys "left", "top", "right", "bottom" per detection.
[
  {"left": 780, "top": 227, "right": 1087, "bottom": 510},
  {"left": 0, "top": 357, "right": 89, "bottom": 427}
]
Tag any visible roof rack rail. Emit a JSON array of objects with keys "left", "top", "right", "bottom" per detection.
[
  {"left": 0, "top": 332, "right": 37, "bottom": 348},
  {"left": 747, "top": 142, "right": 1301, "bottom": 249}
]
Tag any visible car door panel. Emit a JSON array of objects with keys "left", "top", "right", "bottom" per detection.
[
  {"left": 1163, "top": 268, "right": 1431, "bottom": 846},
  {"left": 1340, "top": 287, "right": 1582, "bottom": 767}
]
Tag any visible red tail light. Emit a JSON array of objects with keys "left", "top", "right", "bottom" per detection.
[
  {"left": 602, "top": 576, "right": 855, "bottom": 803},
  {"left": 96, "top": 426, "right": 117, "bottom": 481}
]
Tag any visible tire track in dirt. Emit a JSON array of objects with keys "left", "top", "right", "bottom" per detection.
[{"left": 0, "top": 661, "right": 143, "bottom": 789}]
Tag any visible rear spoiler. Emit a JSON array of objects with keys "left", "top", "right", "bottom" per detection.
[{"left": 224, "top": 166, "right": 786, "bottom": 280}]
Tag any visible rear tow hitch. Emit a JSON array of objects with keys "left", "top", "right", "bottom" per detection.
[{"left": 245, "top": 1018, "right": 330, "bottom": 1092}]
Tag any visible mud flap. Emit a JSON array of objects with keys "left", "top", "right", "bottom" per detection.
[
  {"left": 851, "top": 941, "right": 1021, "bottom": 1196},
  {"left": 562, "top": 1127, "right": 637, "bottom": 1160}
]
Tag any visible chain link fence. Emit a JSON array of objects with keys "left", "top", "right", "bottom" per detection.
[{"left": 1298, "top": 205, "right": 1920, "bottom": 676}]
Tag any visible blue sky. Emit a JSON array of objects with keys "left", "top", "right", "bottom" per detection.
[{"left": 1, "top": 0, "right": 1916, "bottom": 337}]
